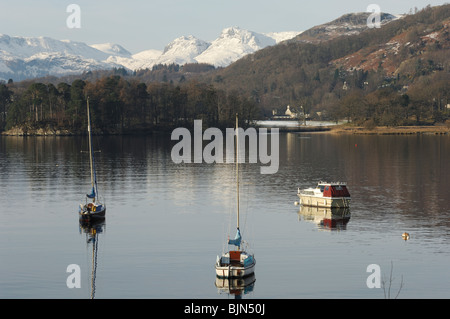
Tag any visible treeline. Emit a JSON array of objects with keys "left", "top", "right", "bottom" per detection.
[
  {"left": 335, "top": 71, "right": 449, "bottom": 127},
  {"left": 0, "top": 76, "right": 259, "bottom": 134}
]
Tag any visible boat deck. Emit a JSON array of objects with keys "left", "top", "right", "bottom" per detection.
[{"left": 220, "top": 260, "right": 243, "bottom": 267}]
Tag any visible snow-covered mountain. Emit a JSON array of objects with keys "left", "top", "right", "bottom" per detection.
[
  {"left": 90, "top": 43, "right": 132, "bottom": 57},
  {"left": 0, "top": 10, "right": 408, "bottom": 82},
  {"left": 0, "top": 34, "right": 109, "bottom": 60},
  {"left": 103, "top": 49, "right": 163, "bottom": 71},
  {"left": 196, "top": 27, "right": 279, "bottom": 67},
  {"left": 99, "top": 27, "right": 301, "bottom": 70},
  {"left": 158, "top": 35, "right": 210, "bottom": 66},
  {"left": 0, "top": 33, "right": 123, "bottom": 81},
  {"left": 0, "top": 27, "right": 303, "bottom": 81}
]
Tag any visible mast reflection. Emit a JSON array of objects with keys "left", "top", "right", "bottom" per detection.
[{"left": 79, "top": 219, "right": 105, "bottom": 299}]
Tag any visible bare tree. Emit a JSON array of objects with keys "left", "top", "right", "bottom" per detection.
[{"left": 381, "top": 261, "right": 404, "bottom": 299}]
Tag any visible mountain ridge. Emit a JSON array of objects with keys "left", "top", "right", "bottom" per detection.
[
  {"left": 290, "top": 12, "right": 402, "bottom": 43},
  {"left": 0, "top": 11, "right": 407, "bottom": 82},
  {"left": 0, "top": 27, "right": 301, "bottom": 82}
]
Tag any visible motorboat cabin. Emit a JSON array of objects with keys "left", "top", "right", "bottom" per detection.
[{"left": 298, "top": 181, "right": 350, "bottom": 208}]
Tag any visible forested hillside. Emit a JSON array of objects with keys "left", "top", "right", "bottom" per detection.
[
  {"left": 0, "top": 75, "right": 258, "bottom": 134},
  {"left": 205, "top": 4, "right": 450, "bottom": 126}
]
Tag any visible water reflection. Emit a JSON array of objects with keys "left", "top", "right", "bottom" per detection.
[
  {"left": 215, "top": 274, "right": 256, "bottom": 299},
  {"left": 79, "top": 219, "right": 105, "bottom": 299},
  {"left": 2, "top": 133, "right": 450, "bottom": 298},
  {"left": 298, "top": 206, "right": 351, "bottom": 231}
]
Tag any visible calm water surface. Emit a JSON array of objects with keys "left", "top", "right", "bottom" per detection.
[{"left": 1, "top": 132, "right": 449, "bottom": 299}]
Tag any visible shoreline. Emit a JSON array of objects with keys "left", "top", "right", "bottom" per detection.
[
  {"left": 326, "top": 125, "right": 450, "bottom": 135},
  {"left": 1, "top": 124, "right": 449, "bottom": 136}
]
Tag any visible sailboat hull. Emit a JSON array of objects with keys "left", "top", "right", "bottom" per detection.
[
  {"left": 215, "top": 251, "right": 255, "bottom": 279},
  {"left": 79, "top": 206, "right": 106, "bottom": 221},
  {"left": 215, "top": 263, "right": 255, "bottom": 279}
]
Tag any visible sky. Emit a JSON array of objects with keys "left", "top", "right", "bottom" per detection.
[{"left": 0, "top": 0, "right": 448, "bottom": 54}]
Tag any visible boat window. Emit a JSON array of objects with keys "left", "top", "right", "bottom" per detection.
[
  {"left": 325, "top": 186, "right": 329, "bottom": 191},
  {"left": 319, "top": 186, "right": 324, "bottom": 192}
]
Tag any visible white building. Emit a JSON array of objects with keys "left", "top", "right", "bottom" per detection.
[{"left": 285, "top": 105, "right": 298, "bottom": 118}]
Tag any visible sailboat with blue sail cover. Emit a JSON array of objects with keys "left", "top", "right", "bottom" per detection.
[
  {"left": 79, "top": 97, "right": 106, "bottom": 221},
  {"left": 215, "top": 114, "right": 255, "bottom": 279}
]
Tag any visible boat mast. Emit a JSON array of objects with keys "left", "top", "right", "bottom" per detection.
[
  {"left": 236, "top": 113, "right": 239, "bottom": 230},
  {"left": 87, "top": 97, "right": 95, "bottom": 201},
  {"left": 90, "top": 228, "right": 98, "bottom": 299}
]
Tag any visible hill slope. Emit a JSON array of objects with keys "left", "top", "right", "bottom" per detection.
[{"left": 206, "top": 4, "right": 449, "bottom": 124}]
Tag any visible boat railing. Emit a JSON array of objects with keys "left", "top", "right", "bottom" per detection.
[{"left": 318, "top": 181, "right": 347, "bottom": 186}]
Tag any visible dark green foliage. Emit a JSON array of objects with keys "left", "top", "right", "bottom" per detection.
[{"left": 1, "top": 75, "right": 259, "bottom": 133}]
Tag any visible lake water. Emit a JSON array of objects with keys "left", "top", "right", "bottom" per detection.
[{"left": 1, "top": 132, "right": 449, "bottom": 299}]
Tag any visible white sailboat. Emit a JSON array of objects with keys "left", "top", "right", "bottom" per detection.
[
  {"left": 79, "top": 97, "right": 106, "bottom": 221},
  {"left": 215, "top": 114, "right": 255, "bottom": 279}
]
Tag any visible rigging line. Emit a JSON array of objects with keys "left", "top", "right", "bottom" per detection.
[
  {"left": 243, "top": 179, "right": 256, "bottom": 246},
  {"left": 242, "top": 178, "right": 250, "bottom": 232},
  {"left": 236, "top": 113, "right": 239, "bottom": 230},
  {"left": 226, "top": 202, "right": 233, "bottom": 245}
]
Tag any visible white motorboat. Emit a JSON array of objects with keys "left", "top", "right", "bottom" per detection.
[{"left": 298, "top": 181, "right": 350, "bottom": 208}]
